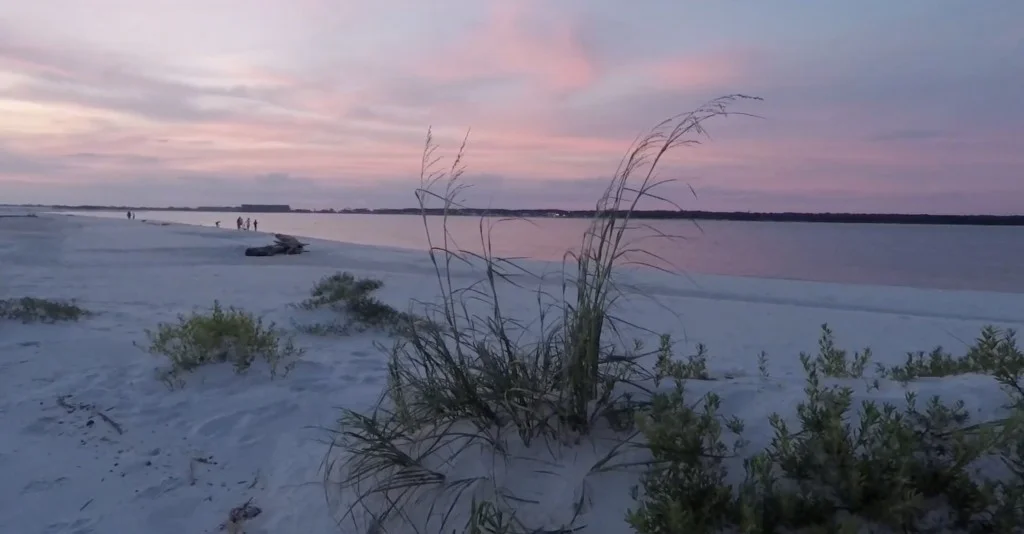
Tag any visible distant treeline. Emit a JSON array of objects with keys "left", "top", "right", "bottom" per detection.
[
  {"left": 333, "top": 208, "right": 1024, "bottom": 226},
  {"left": 30, "top": 204, "right": 1024, "bottom": 226}
]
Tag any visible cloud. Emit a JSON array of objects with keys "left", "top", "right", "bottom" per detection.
[
  {"left": 0, "top": 145, "right": 67, "bottom": 175},
  {"left": 412, "top": 2, "right": 599, "bottom": 95},
  {"left": 866, "top": 129, "right": 948, "bottom": 142},
  {"left": 0, "top": 0, "right": 1022, "bottom": 214},
  {"left": 0, "top": 35, "right": 256, "bottom": 123},
  {"left": 62, "top": 152, "right": 164, "bottom": 167}
]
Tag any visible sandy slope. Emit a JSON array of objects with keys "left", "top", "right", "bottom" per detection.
[{"left": 2, "top": 214, "right": 1023, "bottom": 534}]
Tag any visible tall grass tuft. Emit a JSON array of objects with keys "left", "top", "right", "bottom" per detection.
[
  {"left": 0, "top": 297, "right": 90, "bottom": 323},
  {"left": 324, "top": 95, "right": 760, "bottom": 533}
]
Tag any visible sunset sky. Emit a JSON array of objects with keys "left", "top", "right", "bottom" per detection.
[{"left": 1, "top": 0, "right": 1022, "bottom": 213}]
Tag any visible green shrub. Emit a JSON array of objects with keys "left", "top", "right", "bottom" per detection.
[
  {"left": 766, "top": 374, "right": 994, "bottom": 530},
  {"left": 878, "top": 326, "right": 1024, "bottom": 384},
  {"left": 629, "top": 326, "right": 1024, "bottom": 534},
  {"left": 298, "top": 272, "right": 409, "bottom": 334},
  {"left": 627, "top": 386, "right": 746, "bottom": 533},
  {"left": 143, "top": 300, "right": 301, "bottom": 387},
  {"left": 0, "top": 297, "right": 90, "bottom": 323}
]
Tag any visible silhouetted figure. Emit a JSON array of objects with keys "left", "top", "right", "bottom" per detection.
[
  {"left": 236, "top": 216, "right": 243, "bottom": 230},
  {"left": 215, "top": 221, "right": 221, "bottom": 228},
  {"left": 245, "top": 218, "right": 251, "bottom": 231},
  {"left": 126, "top": 211, "right": 131, "bottom": 220},
  {"left": 253, "top": 220, "right": 258, "bottom": 232}
]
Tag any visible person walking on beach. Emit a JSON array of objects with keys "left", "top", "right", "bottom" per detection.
[
  {"left": 126, "top": 210, "right": 131, "bottom": 220},
  {"left": 253, "top": 219, "right": 258, "bottom": 232},
  {"left": 236, "top": 216, "right": 243, "bottom": 230},
  {"left": 245, "top": 218, "right": 251, "bottom": 231}
]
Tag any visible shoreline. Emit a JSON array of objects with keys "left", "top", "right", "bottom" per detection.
[
  {"left": 3, "top": 213, "right": 1024, "bottom": 532},
  {"left": 58, "top": 210, "right": 1024, "bottom": 297},
  {"left": 19, "top": 205, "right": 1024, "bottom": 226}
]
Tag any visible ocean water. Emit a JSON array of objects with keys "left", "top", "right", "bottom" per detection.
[{"left": 62, "top": 210, "right": 1024, "bottom": 293}]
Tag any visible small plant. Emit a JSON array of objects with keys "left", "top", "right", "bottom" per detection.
[
  {"left": 878, "top": 327, "right": 1024, "bottom": 385},
  {"left": 0, "top": 297, "right": 90, "bottom": 323},
  {"left": 757, "top": 351, "right": 770, "bottom": 379},
  {"left": 143, "top": 301, "right": 300, "bottom": 387},
  {"left": 299, "top": 272, "right": 409, "bottom": 334},
  {"left": 627, "top": 385, "right": 747, "bottom": 533},
  {"left": 802, "top": 323, "right": 872, "bottom": 378},
  {"left": 654, "top": 334, "right": 711, "bottom": 382}
]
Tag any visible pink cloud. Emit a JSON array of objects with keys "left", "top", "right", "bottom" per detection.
[
  {"left": 412, "top": 2, "right": 599, "bottom": 95},
  {"left": 0, "top": 3, "right": 1021, "bottom": 214},
  {"left": 646, "top": 50, "right": 758, "bottom": 90},
  {"left": 1, "top": 10, "right": 756, "bottom": 186}
]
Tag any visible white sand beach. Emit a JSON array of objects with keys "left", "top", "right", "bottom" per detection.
[{"left": 3, "top": 213, "right": 1024, "bottom": 534}]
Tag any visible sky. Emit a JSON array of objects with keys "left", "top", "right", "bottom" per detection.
[{"left": 0, "top": 0, "right": 1022, "bottom": 214}]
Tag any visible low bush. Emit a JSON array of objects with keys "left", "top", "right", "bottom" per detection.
[
  {"left": 0, "top": 297, "right": 90, "bottom": 323},
  {"left": 142, "top": 300, "right": 301, "bottom": 387},
  {"left": 801, "top": 323, "right": 872, "bottom": 379},
  {"left": 877, "top": 326, "right": 1022, "bottom": 384},
  {"left": 298, "top": 272, "right": 409, "bottom": 335},
  {"left": 629, "top": 326, "right": 1024, "bottom": 533},
  {"left": 655, "top": 334, "right": 711, "bottom": 381}
]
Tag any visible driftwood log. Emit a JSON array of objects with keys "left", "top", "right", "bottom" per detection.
[{"left": 244, "top": 233, "right": 308, "bottom": 257}]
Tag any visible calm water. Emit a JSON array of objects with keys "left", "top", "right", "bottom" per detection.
[{"left": 64, "top": 210, "right": 1024, "bottom": 293}]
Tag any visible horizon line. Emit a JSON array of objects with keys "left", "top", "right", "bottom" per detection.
[{"left": 10, "top": 203, "right": 1024, "bottom": 224}]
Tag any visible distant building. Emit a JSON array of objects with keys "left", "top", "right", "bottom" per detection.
[{"left": 239, "top": 204, "right": 291, "bottom": 213}]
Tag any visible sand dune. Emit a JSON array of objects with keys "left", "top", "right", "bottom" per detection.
[{"left": 2, "top": 213, "right": 1022, "bottom": 533}]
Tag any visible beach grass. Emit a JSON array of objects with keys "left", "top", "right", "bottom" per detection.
[
  {"left": 296, "top": 271, "right": 411, "bottom": 335},
  {"left": 142, "top": 300, "right": 301, "bottom": 387},
  {"left": 0, "top": 296, "right": 90, "bottom": 323}
]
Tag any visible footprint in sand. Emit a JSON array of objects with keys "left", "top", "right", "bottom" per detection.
[
  {"left": 42, "top": 517, "right": 97, "bottom": 534},
  {"left": 712, "top": 380, "right": 791, "bottom": 423},
  {"left": 22, "top": 415, "right": 62, "bottom": 436},
  {"left": 21, "top": 476, "right": 69, "bottom": 494},
  {"left": 134, "top": 475, "right": 187, "bottom": 500},
  {"left": 191, "top": 401, "right": 299, "bottom": 443},
  {"left": 143, "top": 496, "right": 219, "bottom": 534},
  {"left": 346, "top": 350, "right": 387, "bottom": 378},
  {"left": 284, "top": 361, "right": 338, "bottom": 393}
]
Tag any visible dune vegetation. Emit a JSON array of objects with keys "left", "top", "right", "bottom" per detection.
[
  {"left": 0, "top": 297, "right": 90, "bottom": 323},
  {"left": 305, "top": 96, "right": 1024, "bottom": 533},
  {"left": 120, "top": 95, "right": 1024, "bottom": 532}
]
